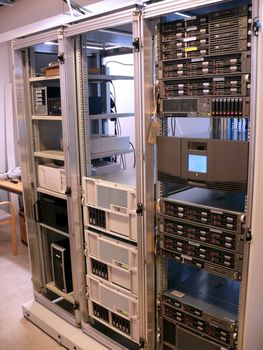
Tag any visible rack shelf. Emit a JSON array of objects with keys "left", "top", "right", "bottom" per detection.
[
  {"left": 29, "top": 75, "right": 60, "bottom": 82},
  {"left": 46, "top": 282, "right": 74, "bottom": 304},
  {"left": 89, "top": 113, "right": 134, "bottom": 120},
  {"left": 32, "top": 115, "right": 62, "bottom": 121},
  {"left": 34, "top": 150, "right": 64, "bottom": 161},
  {"left": 88, "top": 74, "right": 133, "bottom": 81},
  {"left": 37, "top": 187, "right": 67, "bottom": 200},
  {"left": 40, "top": 223, "right": 69, "bottom": 238},
  {"left": 91, "top": 148, "right": 134, "bottom": 160}
]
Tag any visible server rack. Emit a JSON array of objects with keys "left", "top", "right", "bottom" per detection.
[
  {"left": 13, "top": 31, "right": 84, "bottom": 326},
  {"left": 13, "top": 3, "right": 156, "bottom": 350},
  {"left": 141, "top": 1, "right": 259, "bottom": 349},
  {"left": 11, "top": 0, "right": 263, "bottom": 349},
  {"left": 62, "top": 8, "right": 155, "bottom": 348}
]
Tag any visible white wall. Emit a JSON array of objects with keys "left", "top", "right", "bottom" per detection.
[
  {"left": 105, "top": 54, "right": 135, "bottom": 169},
  {"left": 0, "top": 0, "right": 140, "bottom": 42},
  {"left": 0, "top": 0, "right": 95, "bottom": 34},
  {"left": 0, "top": 42, "right": 9, "bottom": 172}
]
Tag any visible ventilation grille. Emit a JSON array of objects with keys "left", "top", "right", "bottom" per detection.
[
  {"left": 177, "top": 326, "right": 221, "bottom": 350},
  {"left": 158, "top": 172, "right": 247, "bottom": 193},
  {"left": 163, "top": 318, "right": 176, "bottom": 346},
  {"left": 97, "top": 186, "right": 128, "bottom": 209}
]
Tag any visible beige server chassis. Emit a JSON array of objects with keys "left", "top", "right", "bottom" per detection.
[{"left": 12, "top": 0, "right": 263, "bottom": 349}]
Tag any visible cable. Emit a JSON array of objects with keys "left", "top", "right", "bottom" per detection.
[
  {"left": 63, "top": 0, "right": 91, "bottom": 15},
  {"left": 110, "top": 81, "right": 117, "bottom": 110},
  {"left": 171, "top": 117, "right": 176, "bottom": 136},
  {"left": 129, "top": 141, "right": 136, "bottom": 168},
  {"left": 117, "top": 119, "right": 122, "bottom": 135},
  {"left": 105, "top": 61, "right": 133, "bottom": 67}
]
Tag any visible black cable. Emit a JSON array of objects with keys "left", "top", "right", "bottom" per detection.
[
  {"left": 129, "top": 141, "right": 136, "bottom": 168},
  {"left": 63, "top": 0, "right": 91, "bottom": 15}
]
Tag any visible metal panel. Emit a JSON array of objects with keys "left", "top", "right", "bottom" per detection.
[
  {"left": 133, "top": 11, "right": 156, "bottom": 349},
  {"left": 13, "top": 29, "right": 59, "bottom": 50},
  {"left": 58, "top": 30, "right": 87, "bottom": 324},
  {"left": 12, "top": 46, "right": 46, "bottom": 292},
  {"left": 242, "top": 1, "right": 263, "bottom": 349},
  {"left": 143, "top": 0, "right": 226, "bottom": 19},
  {"left": 22, "top": 300, "right": 108, "bottom": 350},
  {"left": 65, "top": 8, "right": 139, "bottom": 38}
]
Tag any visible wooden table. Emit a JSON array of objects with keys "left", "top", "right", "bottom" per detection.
[
  {"left": 0, "top": 179, "right": 27, "bottom": 246},
  {"left": 0, "top": 180, "right": 23, "bottom": 194}
]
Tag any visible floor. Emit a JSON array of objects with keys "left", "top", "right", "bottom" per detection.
[{"left": 0, "top": 224, "right": 62, "bottom": 350}]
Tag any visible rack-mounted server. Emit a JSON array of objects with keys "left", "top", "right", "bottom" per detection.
[
  {"left": 157, "top": 5, "right": 252, "bottom": 117},
  {"left": 85, "top": 230, "right": 138, "bottom": 296},
  {"left": 87, "top": 275, "right": 139, "bottom": 342},
  {"left": 82, "top": 171, "right": 137, "bottom": 241},
  {"left": 157, "top": 188, "right": 245, "bottom": 280},
  {"left": 158, "top": 263, "right": 239, "bottom": 349}
]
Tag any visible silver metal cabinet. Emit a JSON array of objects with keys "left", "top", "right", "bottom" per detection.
[
  {"left": 62, "top": 6, "right": 155, "bottom": 349},
  {"left": 13, "top": 30, "right": 83, "bottom": 326},
  {"left": 13, "top": 4, "right": 156, "bottom": 350},
  {"left": 141, "top": 0, "right": 262, "bottom": 349},
  {"left": 12, "top": 1, "right": 263, "bottom": 350}
]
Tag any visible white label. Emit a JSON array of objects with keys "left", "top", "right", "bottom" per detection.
[
  {"left": 171, "top": 290, "right": 185, "bottom": 298},
  {"left": 185, "top": 16, "right": 196, "bottom": 21},
  {"left": 182, "top": 254, "right": 192, "bottom": 261},
  {"left": 213, "top": 77, "right": 225, "bottom": 82},
  {"left": 186, "top": 25, "right": 197, "bottom": 32},
  {"left": 211, "top": 210, "right": 223, "bottom": 214},
  {"left": 210, "top": 228, "right": 222, "bottom": 233},
  {"left": 189, "top": 241, "right": 200, "bottom": 247},
  {"left": 191, "top": 57, "right": 204, "bottom": 63},
  {"left": 183, "top": 36, "right": 197, "bottom": 43}
]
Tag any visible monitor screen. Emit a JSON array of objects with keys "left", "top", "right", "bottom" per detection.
[{"left": 188, "top": 154, "right": 207, "bottom": 174}]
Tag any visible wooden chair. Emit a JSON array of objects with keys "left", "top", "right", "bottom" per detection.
[{"left": 0, "top": 201, "right": 17, "bottom": 255}]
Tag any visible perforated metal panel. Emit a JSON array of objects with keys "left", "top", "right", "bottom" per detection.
[
  {"left": 97, "top": 186, "right": 128, "bottom": 209},
  {"left": 99, "top": 241, "right": 129, "bottom": 265},
  {"left": 100, "top": 287, "right": 129, "bottom": 313},
  {"left": 177, "top": 327, "right": 221, "bottom": 350}
]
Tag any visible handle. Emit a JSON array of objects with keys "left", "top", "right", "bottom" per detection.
[{"left": 33, "top": 201, "right": 40, "bottom": 222}]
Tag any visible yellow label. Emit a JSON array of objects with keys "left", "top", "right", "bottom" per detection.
[
  {"left": 147, "top": 119, "right": 161, "bottom": 145},
  {"left": 119, "top": 263, "right": 129, "bottom": 270},
  {"left": 184, "top": 46, "right": 198, "bottom": 52}
]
